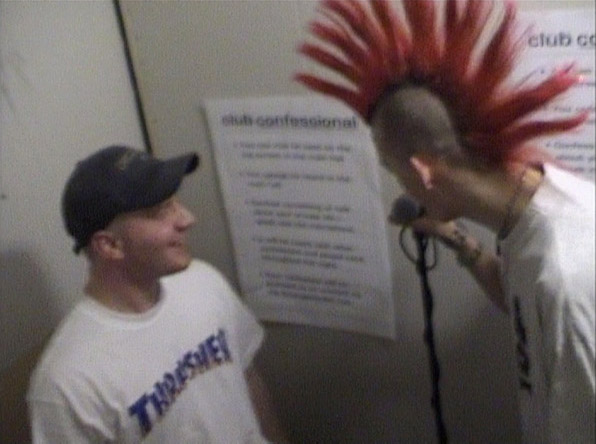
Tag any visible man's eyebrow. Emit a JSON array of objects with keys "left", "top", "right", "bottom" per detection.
[{"left": 149, "top": 197, "right": 176, "bottom": 213}]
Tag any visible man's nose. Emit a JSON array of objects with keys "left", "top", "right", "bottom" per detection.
[{"left": 174, "top": 200, "right": 196, "bottom": 229}]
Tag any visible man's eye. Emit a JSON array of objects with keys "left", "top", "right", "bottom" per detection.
[
  {"left": 156, "top": 199, "right": 177, "bottom": 218},
  {"left": 155, "top": 205, "right": 171, "bottom": 218}
]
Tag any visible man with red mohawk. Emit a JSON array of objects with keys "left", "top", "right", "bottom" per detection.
[{"left": 296, "top": 0, "right": 595, "bottom": 442}]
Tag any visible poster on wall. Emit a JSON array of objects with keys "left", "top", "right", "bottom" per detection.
[
  {"left": 204, "top": 96, "right": 395, "bottom": 339},
  {"left": 515, "top": 9, "right": 595, "bottom": 180}
]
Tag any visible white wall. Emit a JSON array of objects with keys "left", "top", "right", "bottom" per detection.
[
  {"left": 0, "top": 1, "right": 143, "bottom": 371},
  {"left": 119, "top": 1, "right": 594, "bottom": 442}
]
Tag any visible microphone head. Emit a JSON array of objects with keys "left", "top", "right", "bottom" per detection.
[{"left": 390, "top": 195, "right": 424, "bottom": 225}]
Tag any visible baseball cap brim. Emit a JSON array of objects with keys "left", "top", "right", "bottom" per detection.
[{"left": 136, "top": 153, "right": 200, "bottom": 211}]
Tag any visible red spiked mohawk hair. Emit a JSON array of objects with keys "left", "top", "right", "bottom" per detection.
[{"left": 295, "top": 0, "right": 587, "bottom": 165}]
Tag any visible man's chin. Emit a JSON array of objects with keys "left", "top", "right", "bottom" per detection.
[{"left": 167, "top": 254, "right": 193, "bottom": 275}]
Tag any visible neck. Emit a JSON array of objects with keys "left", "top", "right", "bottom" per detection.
[
  {"left": 459, "top": 163, "right": 544, "bottom": 236},
  {"left": 85, "top": 263, "right": 161, "bottom": 314}
]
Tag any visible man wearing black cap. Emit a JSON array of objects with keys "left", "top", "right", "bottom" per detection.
[{"left": 27, "top": 146, "right": 287, "bottom": 443}]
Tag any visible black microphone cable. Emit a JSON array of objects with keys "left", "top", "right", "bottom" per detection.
[{"left": 391, "top": 197, "right": 448, "bottom": 444}]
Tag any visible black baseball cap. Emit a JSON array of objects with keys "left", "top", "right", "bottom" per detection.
[{"left": 62, "top": 145, "right": 199, "bottom": 254}]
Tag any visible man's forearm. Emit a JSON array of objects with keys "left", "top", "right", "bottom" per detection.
[{"left": 438, "top": 224, "right": 508, "bottom": 313}]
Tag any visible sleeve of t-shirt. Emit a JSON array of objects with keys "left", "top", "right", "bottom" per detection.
[
  {"left": 538, "top": 284, "right": 595, "bottom": 443},
  {"left": 28, "top": 398, "right": 107, "bottom": 444},
  {"left": 200, "top": 262, "right": 265, "bottom": 370},
  {"left": 547, "top": 323, "right": 595, "bottom": 444}
]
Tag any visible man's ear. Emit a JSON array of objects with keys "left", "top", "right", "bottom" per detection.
[
  {"left": 409, "top": 155, "right": 434, "bottom": 190},
  {"left": 88, "top": 230, "right": 124, "bottom": 260}
]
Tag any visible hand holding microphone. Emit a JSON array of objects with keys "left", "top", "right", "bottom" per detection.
[{"left": 390, "top": 195, "right": 483, "bottom": 269}]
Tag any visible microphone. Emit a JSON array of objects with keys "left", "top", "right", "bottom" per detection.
[
  {"left": 390, "top": 195, "right": 424, "bottom": 225},
  {"left": 392, "top": 197, "right": 445, "bottom": 444},
  {"left": 391, "top": 194, "right": 431, "bottom": 265}
]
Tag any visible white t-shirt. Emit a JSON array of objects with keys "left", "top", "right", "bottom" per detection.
[
  {"left": 28, "top": 260, "right": 267, "bottom": 443},
  {"left": 498, "top": 165, "right": 595, "bottom": 443}
]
